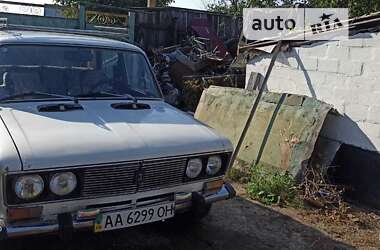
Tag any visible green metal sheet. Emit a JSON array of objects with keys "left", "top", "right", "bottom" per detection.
[{"left": 195, "top": 86, "right": 332, "bottom": 176}]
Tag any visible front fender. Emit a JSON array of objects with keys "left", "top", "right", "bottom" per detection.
[{"left": 0, "top": 112, "right": 22, "bottom": 172}]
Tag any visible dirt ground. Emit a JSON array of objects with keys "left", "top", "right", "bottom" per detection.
[{"left": 4, "top": 183, "right": 380, "bottom": 250}]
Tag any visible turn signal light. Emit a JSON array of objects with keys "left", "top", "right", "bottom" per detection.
[
  {"left": 7, "top": 206, "right": 43, "bottom": 221},
  {"left": 204, "top": 179, "right": 224, "bottom": 194}
]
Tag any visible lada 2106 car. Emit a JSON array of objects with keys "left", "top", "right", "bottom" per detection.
[{"left": 0, "top": 27, "right": 236, "bottom": 241}]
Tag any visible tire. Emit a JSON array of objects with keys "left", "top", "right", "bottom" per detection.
[
  {"left": 189, "top": 203, "right": 212, "bottom": 220},
  {"left": 176, "top": 203, "right": 212, "bottom": 224}
]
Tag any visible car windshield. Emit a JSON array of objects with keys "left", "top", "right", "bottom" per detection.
[{"left": 0, "top": 45, "right": 162, "bottom": 101}]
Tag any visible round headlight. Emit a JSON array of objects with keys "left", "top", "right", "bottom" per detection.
[
  {"left": 49, "top": 172, "right": 77, "bottom": 196},
  {"left": 15, "top": 175, "right": 44, "bottom": 200},
  {"left": 206, "top": 156, "right": 222, "bottom": 175},
  {"left": 186, "top": 158, "right": 203, "bottom": 179}
]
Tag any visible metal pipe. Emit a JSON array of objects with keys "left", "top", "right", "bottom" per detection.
[{"left": 228, "top": 41, "right": 283, "bottom": 169}]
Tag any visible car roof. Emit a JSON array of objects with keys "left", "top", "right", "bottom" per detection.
[{"left": 0, "top": 30, "right": 144, "bottom": 52}]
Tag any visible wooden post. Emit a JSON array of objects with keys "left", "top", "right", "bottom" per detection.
[
  {"left": 79, "top": 4, "right": 86, "bottom": 30},
  {"left": 147, "top": 0, "right": 157, "bottom": 8},
  {"left": 128, "top": 12, "right": 136, "bottom": 43}
]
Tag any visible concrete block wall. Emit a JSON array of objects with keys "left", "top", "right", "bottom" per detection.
[{"left": 246, "top": 32, "right": 380, "bottom": 152}]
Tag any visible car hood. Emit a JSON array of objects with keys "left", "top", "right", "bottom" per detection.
[{"left": 0, "top": 100, "right": 232, "bottom": 171}]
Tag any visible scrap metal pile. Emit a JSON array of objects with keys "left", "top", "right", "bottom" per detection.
[{"left": 150, "top": 36, "right": 245, "bottom": 111}]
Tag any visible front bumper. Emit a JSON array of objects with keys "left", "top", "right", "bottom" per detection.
[{"left": 1, "top": 183, "right": 236, "bottom": 239}]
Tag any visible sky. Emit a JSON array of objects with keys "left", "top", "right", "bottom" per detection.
[
  {"left": 4, "top": 0, "right": 54, "bottom": 4},
  {"left": 3, "top": 0, "right": 208, "bottom": 10},
  {"left": 171, "top": 0, "right": 206, "bottom": 10}
]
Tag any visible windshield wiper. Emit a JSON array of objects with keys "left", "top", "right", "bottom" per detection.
[
  {"left": 0, "top": 91, "right": 78, "bottom": 103},
  {"left": 76, "top": 91, "right": 138, "bottom": 103}
]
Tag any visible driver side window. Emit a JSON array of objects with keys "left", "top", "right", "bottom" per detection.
[
  {"left": 124, "top": 53, "right": 155, "bottom": 94},
  {"left": 102, "top": 50, "right": 118, "bottom": 80}
]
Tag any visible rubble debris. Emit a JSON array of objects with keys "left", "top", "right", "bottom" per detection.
[
  {"left": 152, "top": 52, "right": 180, "bottom": 106},
  {"left": 190, "top": 18, "right": 229, "bottom": 58},
  {"left": 151, "top": 36, "right": 245, "bottom": 110},
  {"left": 182, "top": 74, "right": 245, "bottom": 111}
]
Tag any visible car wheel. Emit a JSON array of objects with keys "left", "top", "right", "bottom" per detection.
[
  {"left": 177, "top": 203, "right": 212, "bottom": 223},
  {"left": 191, "top": 202, "right": 212, "bottom": 220}
]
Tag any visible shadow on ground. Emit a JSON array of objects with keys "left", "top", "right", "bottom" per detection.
[{"left": 5, "top": 196, "right": 354, "bottom": 250}]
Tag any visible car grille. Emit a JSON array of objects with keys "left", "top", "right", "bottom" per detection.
[{"left": 82, "top": 157, "right": 187, "bottom": 198}]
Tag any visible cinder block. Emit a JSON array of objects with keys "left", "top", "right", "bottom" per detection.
[
  {"left": 367, "top": 106, "right": 380, "bottom": 124},
  {"left": 308, "top": 71, "right": 327, "bottom": 86},
  {"left": 372, "top": 32, "right": 380, "bottom": 39},
  {"left": 366, "top": 92, "right": 380, "bottom": 106},
  {"left": 317, "top": 59, "right": 339, "bottom": 73},
  {"left": 371, "top": 81, "right": 380, "bottom": 92},
  {"left": 363, "top": 38, "right": 380, "bottom": 47},
  {"left": 288, "top": 71, "right": 309, "bottom": 86},
  {"left": 362, "top": 63, "right": 380, "bottom": 78},
  {"left": 271, "top": 67, "right": 294, "bottom": 79},
  {"left": 338, "top": 61, "right": 363, "bottom": 76},
  {"left": 299, "top": 45, "right": 328, "bottom": 58},
  {"left": 342, "top": 80, "right": 378, "bottom": 105},
  {"left": 332, "top": 99, "right": 346, "bottom": 114},
  {"left": 345, "top": 76, "right": 373, "bottom": 91},
  {"left": 344, "top": 103, "right": 369, "bottom": 122},
  {"left": 374, "top": 49, "right": 380, "bottom": 61},
  {"left": 298, "top": 58, "right": 318, "bottom": 71},
  {"left": 327, "top": 46, "right": 350, "bottom": 60},
  {"left": 246, "top": 64, "right": 266, "bottom": 76},
  {"left": 350, "top": 47, "right": 375, "bottom": 61},
  {"left": 326, "top": 74, "right": 347, "bottom": 88},
  {"left": 357, "top": 122, "right": 380, "bottom": 140},
  {"left": 333, "top": 87, "right": 351, "bottom": 101},
  {"left": 314, "top": 86, "right": 335, "bottom": 104},
  {"left": 360, "top": 93, "right": 379, "bottom": 106},
  {"left": 340, "top": 38, "right": 364, "bottom": 47}
]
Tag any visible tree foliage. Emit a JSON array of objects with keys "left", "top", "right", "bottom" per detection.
[
  {"left": 307, "top": 0, "right": 380, "bottom": 17},
  {"left": 207, "top": 0, "right": 279, "bottom": 16},
  {"left": 55, "top": 0, "right": 174, "bottom": 9},
  {"left": 207, "top": 0, "right": 380, "bottom": 17},
  {"left": 56, "top": 0, "right": 174, "bottom": 18}
]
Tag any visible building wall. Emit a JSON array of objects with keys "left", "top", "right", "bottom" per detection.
[{"left": 246, "top": 32, "right": 380, "bottom": 152}]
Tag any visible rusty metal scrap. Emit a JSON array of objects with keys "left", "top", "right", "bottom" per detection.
[{"left": 151, "top": 35, "right": 245, "bottom": 110}]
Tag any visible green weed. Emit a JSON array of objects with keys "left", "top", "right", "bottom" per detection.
[{"left": 247, "top": 164, "right": 300, "bottom": 207}]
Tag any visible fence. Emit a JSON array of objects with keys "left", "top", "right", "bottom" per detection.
[{"left": 0, "top": 2, "right": 242, "bottom": 50}]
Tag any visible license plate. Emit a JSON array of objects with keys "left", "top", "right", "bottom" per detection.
[{"left": 94, "top": 202, "right": 175, "bottom": 233}]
